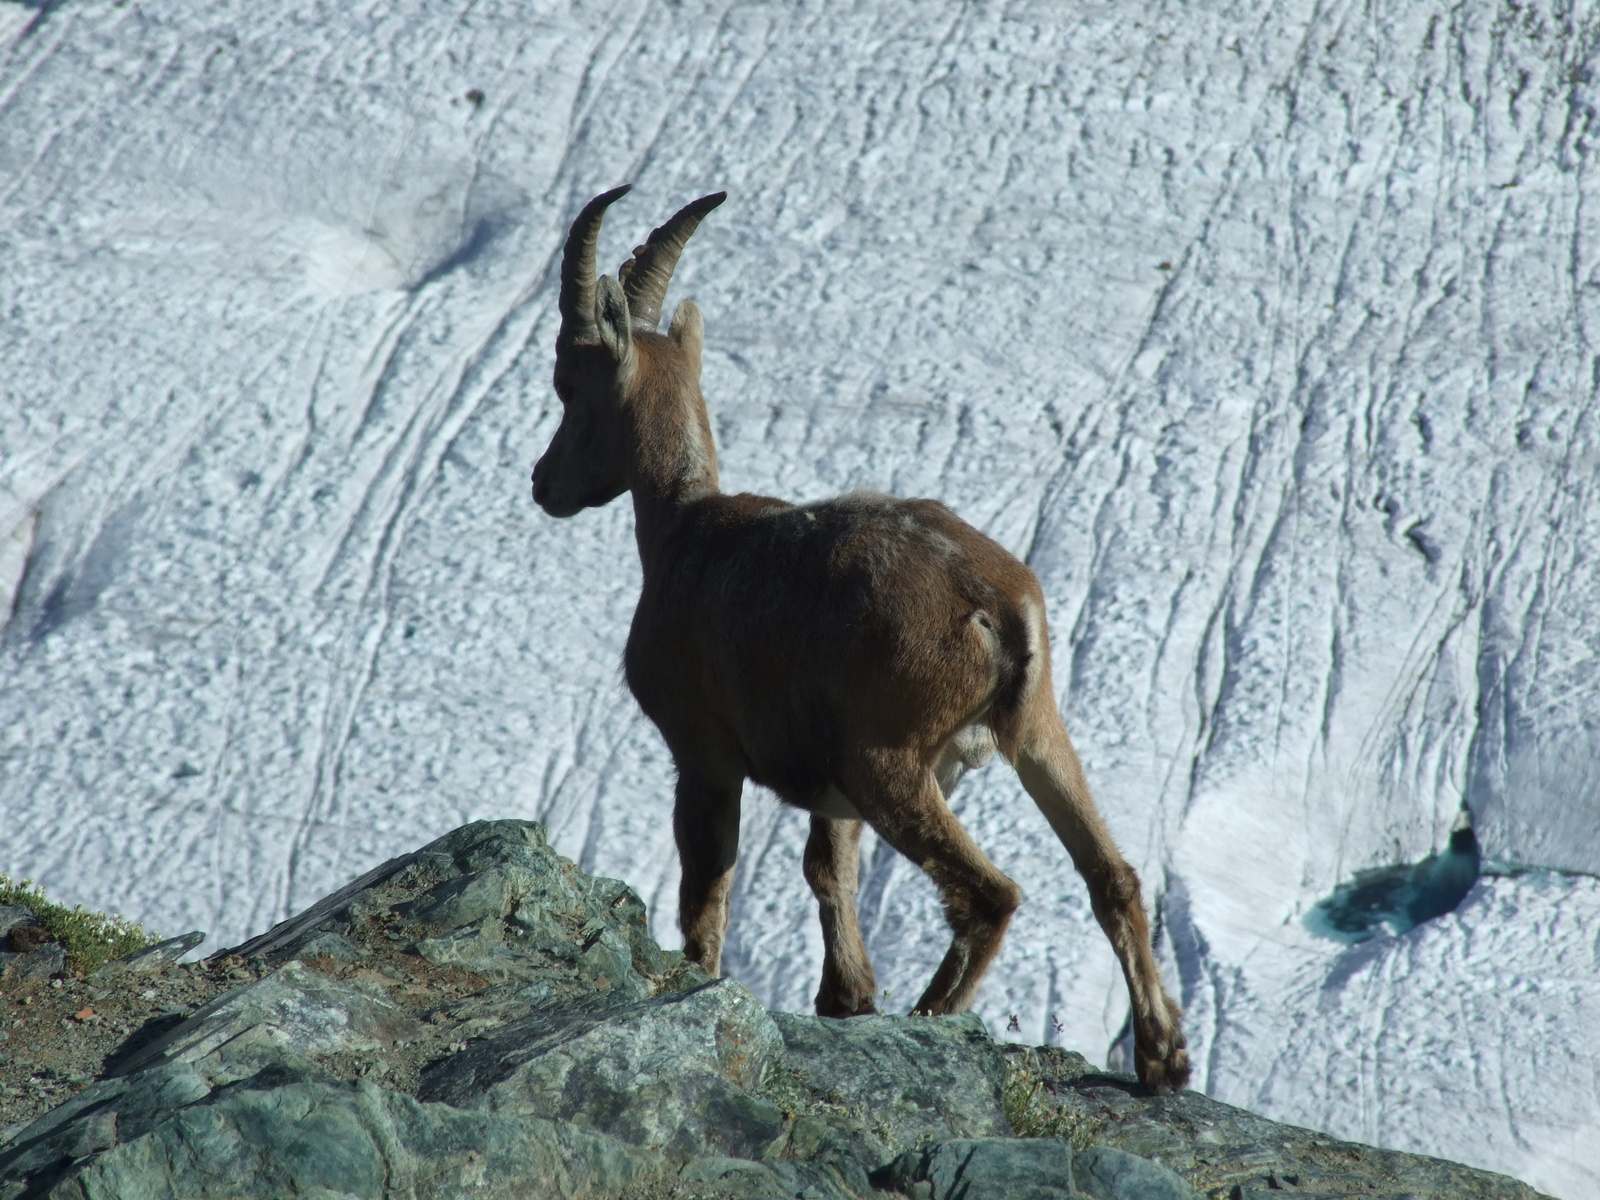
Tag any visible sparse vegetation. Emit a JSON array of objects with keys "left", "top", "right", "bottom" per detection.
[
  {"left": 1003, "top": 1049, "right": 1103, "bottom": 1149},
  {"left": 0, "top": 874, "right": 155, "bottom": 973}
]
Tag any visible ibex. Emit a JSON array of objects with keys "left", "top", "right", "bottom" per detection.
[{"left": 531, "top": 186, "right": 1190, "bottom": 1093}]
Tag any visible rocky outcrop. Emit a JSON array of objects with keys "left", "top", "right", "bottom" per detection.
[
  {"left": 0, "top": 908, "right": 64, "bottom": 992},
  {"left": 0, "top": 821, "right": 1553, "bottom": 1200}
]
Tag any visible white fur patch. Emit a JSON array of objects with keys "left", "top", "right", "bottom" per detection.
[
  {"left": 1018, "top": 592, "right": 1045, "bottom": 700},
  {"left": 934, "top": 723, "right": 996, "bottom": 797},
  {"left": 678, "top": 408, "right": 712, "bottom": 484},
  {"left": 812, "top": 786, "right": 863, "bottom": 821}
]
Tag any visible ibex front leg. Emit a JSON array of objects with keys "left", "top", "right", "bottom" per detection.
[
  {"left": 674, "top": 770, "right": 742, "bottom": 976},
  {"left": 803, "top": 816, "right": 877, "bottom": 1016}
]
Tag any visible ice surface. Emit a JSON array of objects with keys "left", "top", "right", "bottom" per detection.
[
  {"left": 1168, "top": 870, "right": 1600, "bottom": 1200},
  {"left": 2, "top": 1, "right": 1598, "bottom": 1194},
  {"left": 1305, "top": 825, "right": 1482, "bottom": 943}
]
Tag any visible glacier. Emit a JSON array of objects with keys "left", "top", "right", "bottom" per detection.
[{"left": 1, "top": 0, "right": 1598, "bottom": 1195}]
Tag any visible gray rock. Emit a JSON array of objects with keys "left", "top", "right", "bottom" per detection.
[
  {"left": 1004, "top": 1046, "right": 1548, "bottom": 1199},
  {"left": 112, "top": 960, "right": 423, "bottom": 1077},
  {"left": 413, "top": 916, "right": 529, "bottom": 981},
  {"left": 3, "top": 959, "right": 664, "bottom": 1200},
  {"left": 220, "top": 821, "right": 671, "bottom": 998},
  {"left": 679, "top": 1155, "right": 780, "bottom": 1184},
  {"left": 770, "top": 1010, "right": 1010, "bottom": 1151},
  {"left": 753, "top": 1012, "right": 1013, "bottom": 1194},
  {"left": 0, "top": 822, "right": 1561, "bottom": 1200},
  {"left": 1075, "top": 1144, "right": 1197, "bottom": 1200},
  {"left": 682, "top": 1156, "right": 863, "bottom": 1200},
  {"left": 397, "top": 866, "right": 521, "bottom": 933},
  {"left": 217, "top": 849, "right": 449, "bottom": 964},
  {"left": 669, "top": 1156, "right": 863, "bottom": 1200},
  {"left": 884, "top": 1138, "right": 1076, "bottom": 1200},
  {"left": 90, "top": 931, "right": 206, "bottom": 982},
  {"left": 291, "top": 931, "right": 367, "bottom": 962},
  {"left": 0, "top": 907, "right": 38, "bottom": 937},
  {"left": 0, "top": 941, "right": 62, "bottom": 986},
  {"left": 420, "top": 978, "right": 786, "bottom": 1161},
  {"left": 18, "top": 1076, "right": 662, "bottom": 1200}
]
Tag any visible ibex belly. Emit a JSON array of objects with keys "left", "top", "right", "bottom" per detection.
[{"left": 798, "top": 721, "right": 995, "bottom": 821}]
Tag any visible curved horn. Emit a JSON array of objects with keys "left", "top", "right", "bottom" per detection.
[
  {"left": 618, "top": 191, "right": 726, "bottom": 331},
  {"left": 559, "top": 185, "right": 631, "bottom": 343}
]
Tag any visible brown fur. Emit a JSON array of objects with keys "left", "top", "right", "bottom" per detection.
[{"left": 531, "top": 192, "right": 1190, "bottom": 1093}]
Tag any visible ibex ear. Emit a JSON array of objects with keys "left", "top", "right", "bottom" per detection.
[
  {"left": 595, "top": 275, "right": 634, "bottom": 370},
  {"left": 668, "top": 300, "right": 703, "bottom": 372}
]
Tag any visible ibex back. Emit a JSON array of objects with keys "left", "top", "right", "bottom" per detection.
[{"left": 531, "top": 186, "right": 1190, "bottom": 1093}]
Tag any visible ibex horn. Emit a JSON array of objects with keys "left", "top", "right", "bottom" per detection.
[
  {"left": 558, "top": 184, "right": 632, "bottom": 343},
  {"left": 618, "top": 191, "right": 726, "bottom": 332}
]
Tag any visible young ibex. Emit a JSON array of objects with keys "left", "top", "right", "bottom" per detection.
[{"left": 531, "top": 186, "right": 1190, "bottom": 1093}]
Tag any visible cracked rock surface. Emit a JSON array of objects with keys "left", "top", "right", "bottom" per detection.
[{"left": 0, "top": 821, "right": 1553, "bottom": 1200}]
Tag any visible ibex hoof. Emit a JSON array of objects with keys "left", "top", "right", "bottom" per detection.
[
  {"left": 815, "top": 982, "right": 878, "bottom": 1019},
  {"left": 1134, "top": 999, "right": 1192, "bottom": 1094},
  {"left": 816, "top": 1000, "right": 877, "bottom": 1018},
  {"left": 1135, "top": 1042, "right": 1191, "bottom": 1094}
]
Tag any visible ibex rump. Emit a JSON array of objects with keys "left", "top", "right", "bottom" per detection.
[{"left": 531, "top": 186, "right": 1190, "bottom": 1093}]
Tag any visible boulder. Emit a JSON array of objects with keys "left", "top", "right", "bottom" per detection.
[
  {"left": 0, "top": 821, "right": 1560, "bottom": 1200},
  {"left": 0, "top": 943, "right": 63, "bottom": 991},
  {"left": 89, "top": 931, "right": 206, "bottom": 983},
  {"left": 0, "top": 906, "right": 58, "bottom": 991},
  {"left": 1004, "top": 1045, "right": 1550, "bottom": 1200},
  {"left": 110, "top": 958, "right": 425, "bottom": 1077},
  {"left": 43, "top": 1078, "right": 660, "bottom": 1200},
  {"left": 881, "top": 1137, "right": 1077, "bottom": 1200},
  {"left": 419, "top": 977, "right": 786, "bottom": 1161},
  {"left": 771, "top": 1010, "right": 1010, "bottom": 1147},
  {"left": 0, "top": 908, "right": 39, "bottom": 940},
  {"left": 1075, "top": 1144, "right": 1198, "bottom": 1200}
]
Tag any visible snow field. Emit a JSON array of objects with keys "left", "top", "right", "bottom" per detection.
[{"left": 2, "top": 1, "right": 1598, "bottom": 1194}]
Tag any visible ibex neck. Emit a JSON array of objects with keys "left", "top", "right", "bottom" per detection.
[{"left": 627, "top": 379, "right": 719, "bottom": 571}]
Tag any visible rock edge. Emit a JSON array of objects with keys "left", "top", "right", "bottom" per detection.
[{"left": 0, "top": 820, "right": 1554, "bottom": 1200}]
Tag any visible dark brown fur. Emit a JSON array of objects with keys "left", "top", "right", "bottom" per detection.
[{"left": 531, "top": 192, "right": 1190, "bottom": 1093}]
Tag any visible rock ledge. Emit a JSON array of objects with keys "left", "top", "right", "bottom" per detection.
[{"left": 0, "top": 821, "right": 1552, "bottom": 1200}]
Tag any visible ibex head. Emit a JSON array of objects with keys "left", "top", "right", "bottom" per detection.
[{"left": 532, "top": 186, "right": 726, "bottom": 517}]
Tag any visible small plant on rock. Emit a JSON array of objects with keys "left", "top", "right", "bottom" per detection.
[
  {"left": 0, "top": 874, "right": 156, "bottom": 974},
  {"left": 1004, "top": 1050, "right": 1102, "bottom": 1149}
]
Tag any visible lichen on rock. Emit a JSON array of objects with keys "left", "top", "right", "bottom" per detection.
[{"left": 0, "top": 821, "right": 1558, "bottom": 1200}]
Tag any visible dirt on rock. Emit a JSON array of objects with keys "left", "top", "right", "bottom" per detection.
[
  {"left": 0, "top": 932, "right": 495, "bottom": 1142},
  {"left": 0, "top": 950, "right": 233, "bottom": 1136}
]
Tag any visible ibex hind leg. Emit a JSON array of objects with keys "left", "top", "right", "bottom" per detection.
[
  {"left": 1012, "top": 706, "right": 1191, "bottom": 1094},
  {"left": 803, "top": 815, "right": 877, "bottom": 1016},
  {"left": 843, "top": 748, "right": 1021, "bottom": 1016}
]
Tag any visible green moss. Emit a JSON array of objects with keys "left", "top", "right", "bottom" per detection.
[
  {"left": 1004, "top": 1050, "right": 1102, "bottom": 1149},
  {"left": 0, "top": 874, "right": 156, "bottom": 974}
]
